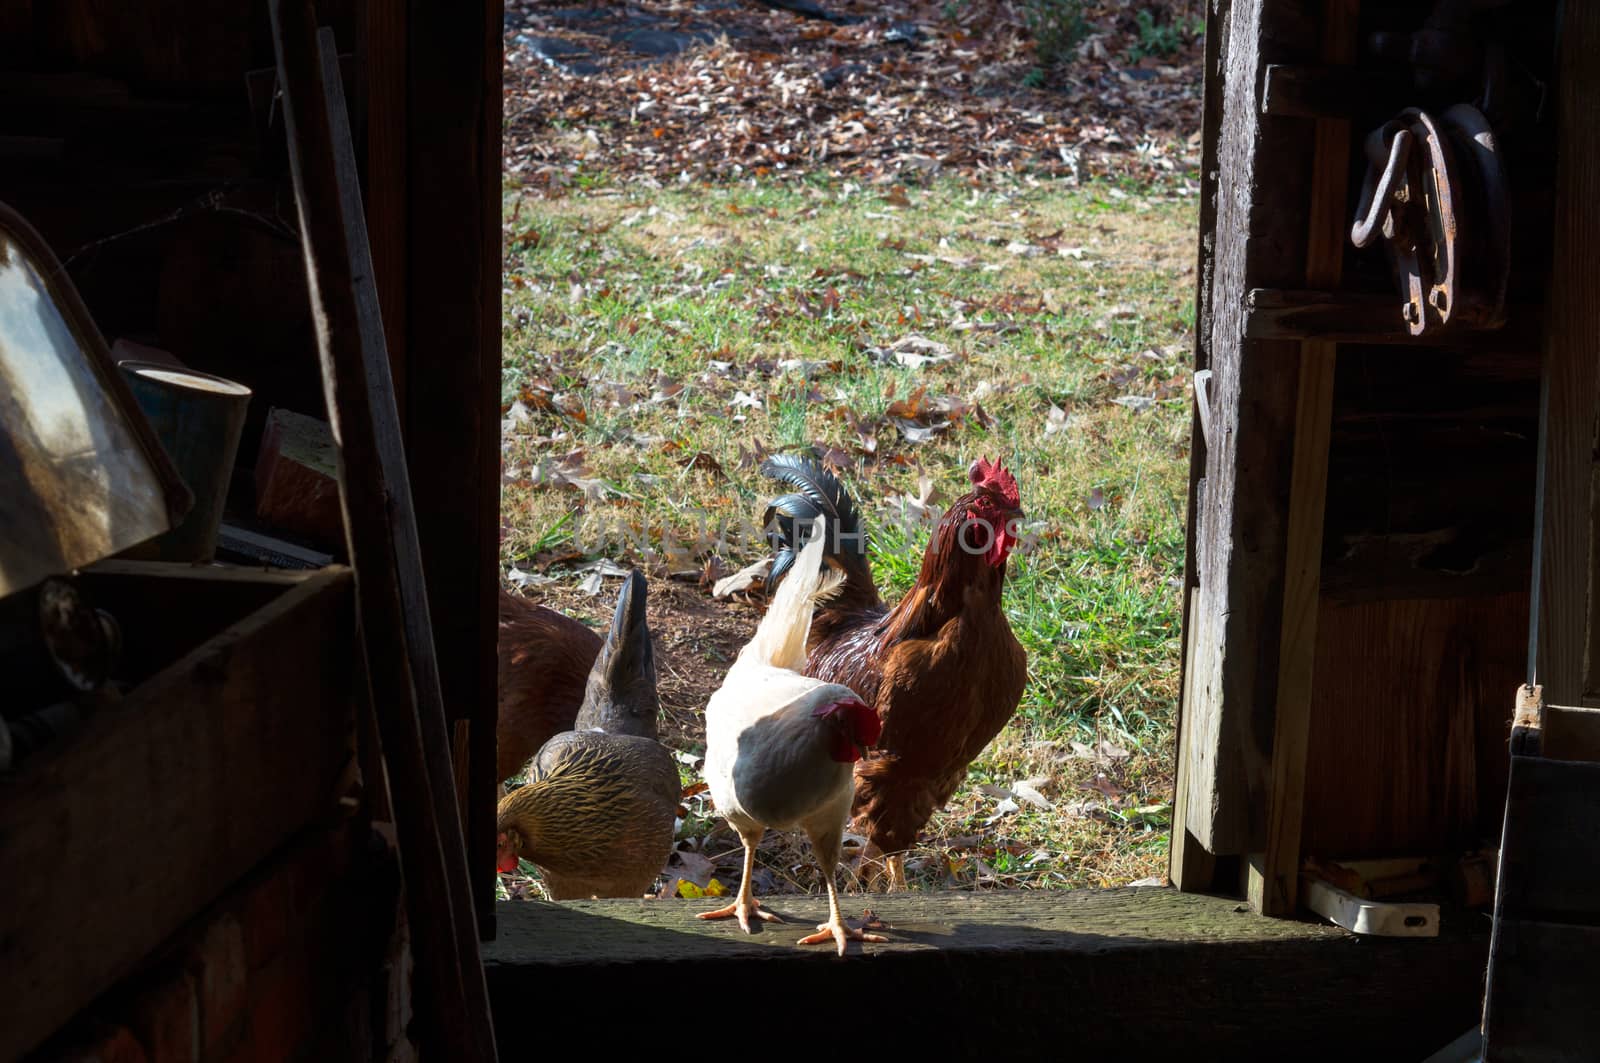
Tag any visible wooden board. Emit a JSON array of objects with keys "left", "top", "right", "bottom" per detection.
[
  {"left": 1300, "top": 593, "right": 1527, "bottom": 857},
  {"left": 1492, "top": 757, "right": 1600, "bottom": 924},
  {"left": 1532, "top": 0, "right": 1600, "bottom": 707},
  {"left": 1544, "top": 704, "right": 1600, "bottom": 762},
  {"left": 1484, "top": 757, "right": 1600, "bottom": 1060},
  {"left": 1181, "top": 0, "right": 1319, "bottom": 857},
  {"left": 1169, "top": 0, "right": 1227, "bottom": 895},
  {"left": 1483, "top": 921, "right": 1600, "bottom": 1062},
  {"left": 486, "top": 889, "right": 1488, "bottom": 1056},
  {"left": 79, "top": 560, "right": 312, "bottom": 679},
  {"left": 1252, "top": 0, "right": 1357, "bottom": 914},
  {"left": 268, "top": 6, "right": 497, "bottom": 1059},
  {"left": 402, "top": 0, "right": 504, "bottom": 940},
  {"left": 0, "top": 568, "right": 355, "bottom": 1063}
]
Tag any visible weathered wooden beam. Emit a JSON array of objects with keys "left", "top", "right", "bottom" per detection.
[
  {"left": 486, "top": 890, "right": 1488, "bottom": 1056},
  {"left": 0, "top": 569, "right": 355, "bottom": 1063},
  {"left": 1170, "top": 0, "right": 1228, "bottom": 895},
  {"left": 404, "top": 0, "right": 504, "bottom": 941},
  {"left": 268, "top": 5, "right": 498, "bottom": 1058},
  {"left": 1172, "top": 591, "right": 1217, "bottom": 891},
  {"left": 1181, "top": 0, "right": 1317, "bottom": 857},
  {"left": 1250, "top": 0, "right": 1357, "bottom": 919}
]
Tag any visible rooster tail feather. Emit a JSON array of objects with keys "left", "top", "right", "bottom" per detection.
[
  {"left": 759, "top": 453, "right": 875, "bottom": 600},
  {"left": 740, "top": 514, "right": 842, "bottom": 672}
]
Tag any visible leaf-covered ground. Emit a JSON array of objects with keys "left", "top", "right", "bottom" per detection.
[
  {"left": 504, "top": 0, "right": 1204, "bottom": 191},
  {"left": 497, "top": 0, "right": 1203, "bottom": 900}
]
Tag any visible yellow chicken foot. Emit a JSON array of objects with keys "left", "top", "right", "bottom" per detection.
[
  {"left": 696, "top": 840, "right": 782, "bottom": 933},
  {"left": 796, "top": 880, "right": 887, "bottom": 957}
]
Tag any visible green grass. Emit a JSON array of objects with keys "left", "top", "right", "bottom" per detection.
[{"left": 501, "top": 172, "right": 1197, "bottom": 889}]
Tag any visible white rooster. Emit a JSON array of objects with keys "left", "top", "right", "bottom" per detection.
[{"left": 698, "top": 515, "right": 887, "bottom": 955}]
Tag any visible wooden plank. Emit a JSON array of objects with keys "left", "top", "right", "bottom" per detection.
[
  {"left": 1245, "top": 289, "right": 1540, "bottom": 347},
  {"left": 404, "top": 0, "right": 504, "bottom": 940},
  {"left": 1259, "top": 62, "right": 1411, "bottom": 120},
  {"left": 1182, "top": 0, "right": 1318, "bottom": 857},
  {"left": 1483, "top": 921, "right": 1600, "bottom": 1063},
  {"left": 1170, "top": 0, "right": 1227, "bottom": 895},
  {"left": 486, "top": 889, "right": 1488, "bottom": 1057},
  {"left": 268, "top": 6, "right": 497, "bottom": 1059},
  {"left": 1544, "top": 704, "right": 1600, "bottom": 761},
  {"left": 1301, "top": 594, "right": 1526, "bottom": 857},
  {"left": 1493, "top": 756, "right": 1600, "bottom": 924},
  {"left": 0, "top": 569, "right": 355, "bottom": 1063},
  {"left": 1590, "top": 459, "right": 1600, "bottom": 698},
  {"left": 76, "top": 561, "right": 315, "bottom": 683},
  {"left": 360, "top": 0, "right": 408, "bottom": 413},
  {"left": 1485, "top": 753, "right": 1600, "bottom": 1059},
  {"left": 1171, "top": 591, "right": 1217, "bottom": 891},
  {"left": 1251, "top": 0, "right": 1357, "bottom": 917},
  {"left": 1532, "top": 0, "right": 1600, "bottom": 708}
]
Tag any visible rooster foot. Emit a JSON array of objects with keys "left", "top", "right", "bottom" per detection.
[
  {"left": 797, "top": 918, "right": 888, "bottom": 958},
  {"left": 697, "top": 897, "right": 782, "bottom": 934}
]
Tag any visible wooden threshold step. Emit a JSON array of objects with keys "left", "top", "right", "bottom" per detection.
[{"left": 486, "top": 887, "right": 1487, "bottom": 1055}]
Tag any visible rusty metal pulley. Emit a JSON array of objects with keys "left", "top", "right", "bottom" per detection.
[{"left": 1349, "top": 102, "right": 1510, "bottom": 338}]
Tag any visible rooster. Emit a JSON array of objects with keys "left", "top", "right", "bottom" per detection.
[
  {"left": 698, "top": 515, "right": 888, "bottom": 955},
  {"left": 495, "top": 571, "right": 679, "bottom": 899},
  {"left": 761, "top": 453, "right": 1028, "bottom": 889},
  {"left": 496, "top": 588, "right": 602, "bottom": 784}
]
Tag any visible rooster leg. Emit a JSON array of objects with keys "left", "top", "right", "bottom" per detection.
[
  {"left": 797, "top": 871, "right": 888, "bottom": 957},
  {"left": 696, "top": 829, "right": 782, "bottom": 933}
]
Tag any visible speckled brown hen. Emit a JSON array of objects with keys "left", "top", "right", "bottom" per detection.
[
  {"left": 495, "top": 571, "right": 679, "bottom": 899},
  {"left": 495, "top": 588, "right": 601, "bottom": 784}
]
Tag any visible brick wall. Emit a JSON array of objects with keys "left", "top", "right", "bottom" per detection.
[{"left": 29, "top": 819, "right": 414, "bottom": 1063}]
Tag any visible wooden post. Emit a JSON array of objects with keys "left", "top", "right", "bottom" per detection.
[
  {"left": 404, "top": 0, "right": 506, "bottom": 941},
  {"left": 1178, "top": 0, "right": 1318, "bottom": 858},
  {"left": 269, "top": 4, "right": 498, "bottom": 1058},
  {"left": 1248, "top": 0, "right": 1358, "bottom": 917},
  {"left": 1169, "top": 0, "right": 1227, "bottom": 895},
  {"left": 1530, "top": 0, "right": 1600, "bottom": 707}
]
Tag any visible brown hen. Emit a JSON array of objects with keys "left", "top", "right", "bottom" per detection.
[
  {"left": 495, "top": 570, "right": 679, "bottom": 899},
  {"left": 761, "top": 454, "right": 1028, "bottom": 889}
]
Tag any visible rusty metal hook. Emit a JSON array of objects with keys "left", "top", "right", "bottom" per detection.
[{"left": 1351, "top": 124, "right": 1414, "bottom": 249}]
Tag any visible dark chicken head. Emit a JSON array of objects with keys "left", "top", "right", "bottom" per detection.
[
  {"left": 813, "top": 697, "right": 883, "bottom": 763},
  {"left": 964, "top": 455, "right": 1025, "bottom": 566}
]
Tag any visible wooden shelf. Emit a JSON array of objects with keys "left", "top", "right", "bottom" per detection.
[
  {"left": 1245, "top": 288, "right": 1539, "bottom": 347},
  {"left": 0, "top": 563, "right": 356, "bottom": 1063},
  {"left": 1260, "top": 63, "right": 1412, "bottom": 120}
]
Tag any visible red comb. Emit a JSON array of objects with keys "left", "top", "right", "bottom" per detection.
[{"left": 970, "top": 455, "right": 1020, "bottom": 507}]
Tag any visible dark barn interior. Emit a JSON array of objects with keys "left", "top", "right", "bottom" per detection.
[{"left": 0, "top": 0, "right": 1596, "bottom": 1060}]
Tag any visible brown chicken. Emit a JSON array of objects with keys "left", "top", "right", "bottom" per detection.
[
  {"left": 761, "top": 454, "right": 1028, "bottom": 889},
  {"left": 496, "top": 588, "right": 601, "bottom": 784},
  {"left": 495, "top": 570, "right": 679, "bottom": 899}
]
